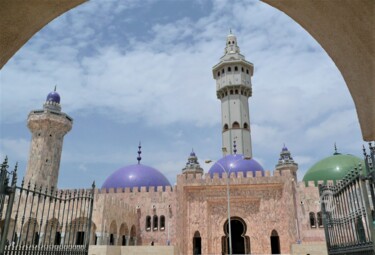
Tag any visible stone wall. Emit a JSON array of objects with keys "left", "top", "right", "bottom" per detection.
[{"left": 89, "top": 245, "right": 175, "bottom": 255}]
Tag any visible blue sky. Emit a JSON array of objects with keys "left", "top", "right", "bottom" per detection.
[{"left": 0, "top": 0, "right": 363, "bottom": 189}]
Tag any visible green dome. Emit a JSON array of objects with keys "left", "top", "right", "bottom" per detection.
[{"left": 303, "top": 153, "right": 364, "bottom": 185}]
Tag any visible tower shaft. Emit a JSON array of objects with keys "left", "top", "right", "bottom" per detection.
[
  {"left": 212, "top": 33, "right": 254, "bottom": 157},
  {"left": 25, "top": 92, "right": 72, "bottom": 189}
]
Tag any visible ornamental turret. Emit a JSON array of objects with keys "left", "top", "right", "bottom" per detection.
[
  {"left": 212, "top": 31, "right": 254, "bottom": 157},
  {"left": 24, "top": 88, "right": 72, "bottom": 189},
  {"left": 275, "top": 145, "right": 298, "bottom": 178},
  {"left": 182, "top": 150, "right": 203, "bottom": 175}
]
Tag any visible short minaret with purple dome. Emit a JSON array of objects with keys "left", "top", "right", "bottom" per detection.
[
  {"left": 275, "top": 144, "right": 298, "bottom": 178},
  {"left": 182, "top": 149, "right": 203, "bottom": 175},
  {"left": 212, "top": 31, "right": 254, "bottom": 157},
  {"left": 25, "top": 88, "right": 73, "bottom": 189}
]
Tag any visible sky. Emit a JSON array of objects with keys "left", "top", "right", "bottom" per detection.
[{"left": 0, "top": 0, "right": 364, "bottom": 189}]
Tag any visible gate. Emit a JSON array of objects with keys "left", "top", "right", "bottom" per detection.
[
  {"left": 319, "top": 143, "right": 375, "bottom": 255},
  {"left": 0, "top": 157, "right": 95, "bottom": 255}
]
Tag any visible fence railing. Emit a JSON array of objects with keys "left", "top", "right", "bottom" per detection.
[
  {"left": 319, "top": 142, "right": 375, "bottom": 255},
  {"left": 0, "top": 157, "right": 95, "bottom": 255}
]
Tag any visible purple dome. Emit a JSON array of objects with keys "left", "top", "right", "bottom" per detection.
[
  {"left": 102, "top": 164, "right": 171, "bottom": 190},
  {"left": 208, "top": 154, "right": 264, "bottom": 177},
  {"left": 46, "top": 91, "right": 60, "bottom": 104}
]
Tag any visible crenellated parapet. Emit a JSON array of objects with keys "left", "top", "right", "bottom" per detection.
[
  {"left": 177, "top": 169, "right": 295, "bottom": 186},
  {"left": 94, "top": 185, "right": 174, "bottom": 195}
]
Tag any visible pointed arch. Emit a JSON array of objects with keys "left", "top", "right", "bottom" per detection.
[
  {"left": 153, "top": 215, "right": 158, "bottom": 231},
  {"left": 193, "top": 231, "right": 202, "bottom": 255},
  {"left": 160, "top": 215, "right": 165, "bottom": 231},
  {"left": 223, "top": 124, "right": 229, "bottom": 131},
  {"left": 145, "top": 216, "right": 151, "bottom": 231},
  {"left": 243, "top": 122, "right": 248, "bottom": 129},
  {"left": 317, "top": 211, "right": 323, "bottom": 227},
  {"left": 270, "top": 230, "right": 280, "bottom": 254},
  {"left": 309, "top": 212, "right": 316, "bottom": 228}
]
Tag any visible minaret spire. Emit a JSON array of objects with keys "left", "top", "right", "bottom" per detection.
[
  {"left": 212, "top": 32, "right": 254, "bottom": 157},
  {"left": 137, "top": 142, "right": 142, "bottom": 164}
]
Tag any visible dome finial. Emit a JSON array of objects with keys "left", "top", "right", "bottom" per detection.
[
  {"left": 137, "top": 142, "right": 142, "bottom": 164},
  {"left": 334, "top": 142, "right": 339, "bottom": 155},
  {"left": 54, "top": 85, "right": 57, "bottom": 92}
]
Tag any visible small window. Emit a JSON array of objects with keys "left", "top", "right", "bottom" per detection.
[
  {"left": 235, "top": 89, "right": 238, "bottom": 94},
  {"left": 146, "top": 216, "right": 151, "bottom": 231},
  {"left": 232, "top": 41, "right": 235, "bottom": 44},
  {"left": 246, "top": 69, "right": 249, "bottom": 74},
  {"left": 232, "top": 122, "right": 240, "bottom": 129},
  {"left": 153, "top": 215, "right": 158, "bottom": 231},
  {"left": 223, "top": 124, "right": 229, "bottom": 131},
  {"left": 160, "top": 215, "right": 165, "bottom": 231},
  {"left": 317, "top": 212, "right": 323, "bottom": 227},
  {"left": 217, "top": 72, "right": 220, "bottom": 77},
  {"left": 234, "top": 66, "right": 238, "bottom": 71},
  {"left": 241, "top": 67, "right": 244, "bottom": 72},
  {"left": 222, "top": 69, "right": 224, "bottom": 74},
  {"left": 227, "top": 67, "right": 231, "bottom": 72},
  {"left": 309, "top": 212, "right": 316, "bottom": 228},
  {"left": 244, "top": 123, "right": 248, "bottom": 129},
  {"left": 230, "top": 90, "right": 233, "bottom": 95}
]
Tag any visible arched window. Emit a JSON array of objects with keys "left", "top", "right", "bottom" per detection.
[
  {"left": 217, "top": 72, "right": 220, "bottom": 77},
  {"left": 193, "top": 231, "right": 202, "bottom": 255},
  {"left": 146, "top": 216, "right": 151, "bottom": 231},
  {"left": 232, "top": 122, "right": 240, "bottom": 129},
  {"left": 270, "top": 230, "right": 280, "bottom": 254},
  {"left": 222, "top": 69, "right": 224, "bottom": 74},
  {"left": 160, "top": 215, "right": 165, "bottom": 231},
  {"left": 317, "top": 212, "right": 323, "bottom": 227},
  {"left": 234, "top": 66, "right": 238, "bottom": 71},
  {"left": 244, "top": 123, "right": 248, "bottom": 129},
  {"left": 241, "top": 67, "right": 244, "bottom": 72},
  {"left": 309, "top": 212, "right": 316, "bottom": 228},
  {"left": 153, "top": 215, "right": 158, "bottom": 231},
  {"left": 246, "top": 69, "right": 249, "bottom": 74},
  {"left": 228, "top": 67, "right": 231, "bottom": 72},
  {"left": 235, "top": 89, "right": 238, "bottom": 94},
  {"left": 223, "top": 124, "right": 229, "bottom": 131},
  {"left": 230, "top": 90, "right": 233, "bottom": 95}
]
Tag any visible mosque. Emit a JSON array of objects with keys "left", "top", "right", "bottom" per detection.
[{"left": 21, "top": 33, "right": 364, "bottom": 255}]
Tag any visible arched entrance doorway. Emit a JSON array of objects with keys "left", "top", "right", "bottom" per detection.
[
  {"left": 270, "top": 230, "right": 280, "bottom": 254},
  {"left": 193, "top": 231, "right": 201, "bottom": 255},
  {"left": 222, "top": 217, "right": 250, "bottom": 254}
]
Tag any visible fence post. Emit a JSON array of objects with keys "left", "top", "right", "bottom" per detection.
[
  {"left": 0, "top": 164, "right": 17, "bottom": 254},
  {"left": 85, "top": 181, "right": 95, "bottom": 251}
]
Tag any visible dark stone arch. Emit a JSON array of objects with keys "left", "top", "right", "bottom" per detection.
[{"left": 193, "top": 231, "right": 201, "bottom": 255}]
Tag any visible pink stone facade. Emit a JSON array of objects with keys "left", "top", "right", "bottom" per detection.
[{"left": 88, "top": 168, "right": 327, "bottom": 254}]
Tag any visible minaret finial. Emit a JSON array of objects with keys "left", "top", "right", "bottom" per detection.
[
  {"left": 229, "top": 28, "right": 232, "bottom": 34},
  {"left": 137, "top": 142, "right": 142, "bottom": 164},
  {"left": 233, "top": 140, "right": 237, "bottom": 154},
  {"left": 54, "top": 85, "right": 57, "bottom": 92},
  {"left": 334, "top": 142, "right": 338, "bottom": 155}
]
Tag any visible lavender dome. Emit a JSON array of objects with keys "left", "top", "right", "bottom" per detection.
[
  {"left": 208, "top": 154, "right": 264, "bottom": 178},
  {"left": 46, "top": 91, "right": 60, "bottom": 104},
  {"left": 102, "top": 164, "right": 171, "bottom": 190}
]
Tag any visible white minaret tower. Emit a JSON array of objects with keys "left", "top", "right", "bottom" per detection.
[
  {"left": 25, "top": 88, "right": 72, "bottom": 189},
  {"left": 212, "top": 31, "right": 254, "bottom": 157}
]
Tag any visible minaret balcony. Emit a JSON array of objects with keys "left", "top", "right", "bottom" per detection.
[{"left": 216, "top": 85, "right": 252, "bottom": 99}]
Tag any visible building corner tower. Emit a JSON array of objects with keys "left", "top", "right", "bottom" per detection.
[
  {"left": 212, "top": 32, "right": 254, "bottom": 157},
  {"left": 25, "top": 88, "right": 73, "bottom": 189}
]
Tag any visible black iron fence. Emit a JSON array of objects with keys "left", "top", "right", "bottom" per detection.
[
  {"left": 319, "top": 143, "right": 375, "bottom": 255},
  {"left": 0, "top": 157, "right": 95, "bottom": 255}
]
